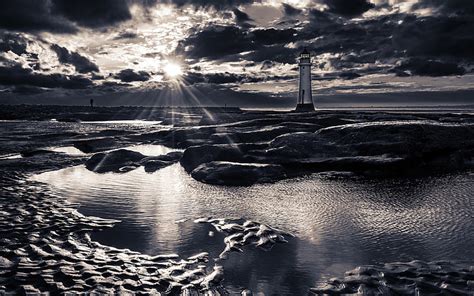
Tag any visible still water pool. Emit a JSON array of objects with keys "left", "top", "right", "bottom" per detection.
[{"left": 33, "top": 152, "right": 474, "bottom": 294}]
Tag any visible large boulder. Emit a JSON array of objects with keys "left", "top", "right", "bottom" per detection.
[
  {"left": 140, "top": 151, "right": 183, "bottom": 173},
  {"left": 85, "top": 149, "right": 146, "bottom": 173},
  {"left": 191, "top": 161, "right": 286, "bottom": 186},
  {"left": 268, "top": 121, "right": 474, "bottom": 173},
  {"left": 180, "top": 143, "right": 266, "bottom": 173},
  {"left": 73, "top": 137, "right": 119, "bottom": 153}
]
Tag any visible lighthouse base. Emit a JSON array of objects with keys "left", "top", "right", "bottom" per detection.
[{"left": 295, "top": 103, "right": 315, "bottom": 112}]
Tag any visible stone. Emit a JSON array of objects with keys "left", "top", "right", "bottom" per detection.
[
  {"left": 268, "top": 121, "right": 474, "bottom": 174},
  {"left": 140, "top": 151, "right": 183, "bottom": 173},
  {"left": 85, "top": 149, "right": 146, "bottom": 173},
  {"left": 190, "top": 161, "right": 286, "bottom": 186},
  {"left": 73, "top": 138, "right": 119, "bottom": 153},
  {"left": 20, "top": 149, "right": 56, "bottom": 157},
  {"left": 180, "top": 143, "right": 265, "bottom": 173}
]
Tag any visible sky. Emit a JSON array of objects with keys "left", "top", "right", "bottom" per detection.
[{"left": 0, "top": 0, "right": 473, "bottom": 108}]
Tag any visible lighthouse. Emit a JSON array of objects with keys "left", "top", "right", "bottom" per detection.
[{"left": 295, "top": 48, "right": 315, "bottom": 112}]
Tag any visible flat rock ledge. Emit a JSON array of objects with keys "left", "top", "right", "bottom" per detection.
[
  {"left": 181, "top": 121, "right": 474, "bottom": 185},
  {"left": 191, "top": 161, "right": 286, "bottom": 186}
]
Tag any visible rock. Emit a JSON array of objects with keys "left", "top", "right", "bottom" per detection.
[
  {"left": 73, "top": 138, "right": 119, "bottom": 153},
  {"left": 85, "top": 149, "right": 146, "bottom": 173},
  {"left": 155, "top": 151, "right": 183, "bottom": 162},
  {"left": 180, "top": 143, "right": 265, "bottom": 173},
  {"left": 20, "top": 149, "right": 56, "bottom": 157},
  {"left": 268, "top": 121, "right": 474, "bottom": 174},
  {"left": 209, "top": 126, "right": 294, "bottom": 144},
  {"left": 139, "top": 151, "right": 183, "bottom": 173},
  {"left": 191, "top": 161, "right": 286, "bottom": 186},
  {"left": 142, "top": 160, "right": 172, "bottom": 172}
]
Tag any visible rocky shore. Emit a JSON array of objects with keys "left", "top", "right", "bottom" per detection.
[{"left": 1, "top": 105, "right": 473, "bottom": 294}]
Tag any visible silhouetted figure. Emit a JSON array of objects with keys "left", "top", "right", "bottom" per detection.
[{"left": 90, "top": 99, "right": 94, "bottom": 108}]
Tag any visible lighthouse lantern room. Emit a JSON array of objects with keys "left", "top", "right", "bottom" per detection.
[{"left": 295, "top": 48, "right": 315, "bottom": 112}]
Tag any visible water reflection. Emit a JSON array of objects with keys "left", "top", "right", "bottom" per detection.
[{"left": 32, "top": 165, "right": 474, "bottom": 294}]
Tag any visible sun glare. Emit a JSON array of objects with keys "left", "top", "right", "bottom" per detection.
[{"left": 164, "top": 62, "right": 183, "bottom": 78}]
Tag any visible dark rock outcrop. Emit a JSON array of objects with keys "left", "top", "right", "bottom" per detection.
[
  {"left": 267, "top": 121, "right": 474, "bottom": 174},
  {"left": 85, "top": 150, "right": 183, "bottom": 173},
  {"left": 191, "top": 161, "right": 286, "bottom": 186},
  {"left": 140, "top": 151, "right": 183, "bottom": 173},
  {"left": 85, "top": 149, "right": 145, "bottom": 173},
  {"left": 20, "top": 149, "right": 56, "bottom": 157},
  {"left": 73, "top": 137, "right": 119, "bottom": 153},
  {"left": 180, "top": 143, "right": 266, "bottom": 173}
]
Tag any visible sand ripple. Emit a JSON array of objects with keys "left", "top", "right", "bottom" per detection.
[{"left": 0, "top": 175, "right": 230, "bottom": 295}]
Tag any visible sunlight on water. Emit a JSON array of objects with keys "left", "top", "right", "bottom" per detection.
[
  {"left": 124, "top": 144, "right": 180, "bottom": 156},
  {"left": 33, "top": 164, "right": 474, "bottom": 294}
]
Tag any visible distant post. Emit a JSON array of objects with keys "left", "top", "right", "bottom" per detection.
[
  {"left": 90, "top": 99, "right": 94, "bottom": 108},
  {"left": 295, "top": 48, "right": 315, "bottom": 112}
]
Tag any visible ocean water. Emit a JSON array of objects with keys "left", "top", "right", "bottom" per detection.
[{"left": 33, "top": 155, "right": 474, "bottom": 294}]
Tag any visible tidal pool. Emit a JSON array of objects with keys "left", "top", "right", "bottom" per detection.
[{"left": 33, "top": 162, "right": 474, "bottom": 294}]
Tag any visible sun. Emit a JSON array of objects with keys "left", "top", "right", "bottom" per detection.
[{"left": 163, "top": 62, "right": 183, "bottom": 78}]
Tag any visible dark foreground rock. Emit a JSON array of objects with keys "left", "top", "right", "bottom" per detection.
[
  {"left": 86, "top": 149, "right": 183, "bottom": 173},
  {"left": 20, "top": 149, "right": 57, "bottom": 157},
  {"left": 85, "top": 149, "right": 146, "bottom": 173},
  {"left": 268, "top": 121, "right": 474, "bottom": 174},
  {"left": 180, "top": 120, "right": 474, "bottom": 185},
  {"left": 310, "top": 261, "right": 474, "bottom": 295},
  {"left": 140, "top": 151, "right": 183, "bottom": 173},
  {"left": 73, "top": 137, "right": 121, "bottom": 153},
  {"left": 180, "top": 143, "right": 266, "bottom": 173},
  {"left": 191, "top": 161, "right": 286, "bottom": 186}
]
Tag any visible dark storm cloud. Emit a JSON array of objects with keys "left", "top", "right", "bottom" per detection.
[
  {"left": 179, "top": 4, "right": 474, "bottom": 78},
  {"left": 51, "top": 45, "right": 99, "bottom": 73},
  {"left": 161, "top": 0, "right": 254, "bottom": 9},
  {"left": 0, "top": 32, "right": 29, "bottom": 56},
  {"left": 183, "top": 71, "right": 292, "bottom": 85},
  {"left": 114, "top": 69, "right": 151, "bottom": 82},
  {"left": 0, "top": 0, "right": 160, "bottom": 32},
  {"left": 241, "top": 46, "right": 297, "bottom": 64},
  {"left": 0, "top": 0, "right": 76, "bottom": 33},
  {"left": 0, "top": 65, "right": 93, "bottom": 89},
  {"left": 178, "top": 26, "right": 257, "bottom": 59},
  {"left": 233, "top": 8, "right": 253, "bottom": 26},
  {"left": 51, "top": 0, "right": 132, "bottom": 28},
  {"left": 282, "top": 3, "right": 302, "bottom": 16},
  {"left": 178, "top": 25, "right": 300, "bottom": 62},
  {"left": 393, "top": 58, "right": 466, "bottom": 77},
  {"left": 251, "top": 28, "right": 297, "bottom": 45},
  {"left": 322, "top": 0, "right": 374, "bottom": 17}
]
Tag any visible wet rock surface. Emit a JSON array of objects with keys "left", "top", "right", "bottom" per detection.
[
  {"left": 178, "top": 118, "right": 474, "bottom": 184},
  {"left": 85, "top": 149, "right": 146, "bottom": 173},
  {"left": 310, "top": 261, "right": 474, "bottom": 295},
  {"left": 85, "top": 149, "right": 183, "bottom": 173},
  {"left": 194, "top": 218, "right": 294, "bottom": 260},
  {"left": 191, "top": 161, "right": 286, "bottom": 186}
]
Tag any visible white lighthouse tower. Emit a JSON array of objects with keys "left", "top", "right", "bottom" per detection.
[{"left": 295, "top": 48, "right": 315, "bottom": 112}]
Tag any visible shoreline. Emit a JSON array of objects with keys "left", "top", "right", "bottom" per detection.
[{"left": 1, "top": 108, "right": 473, "bottom": 294}]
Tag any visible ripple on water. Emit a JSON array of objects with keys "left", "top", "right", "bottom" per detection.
[{"left": 31, "top": 163, "right": 474, "bottom": 294}]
